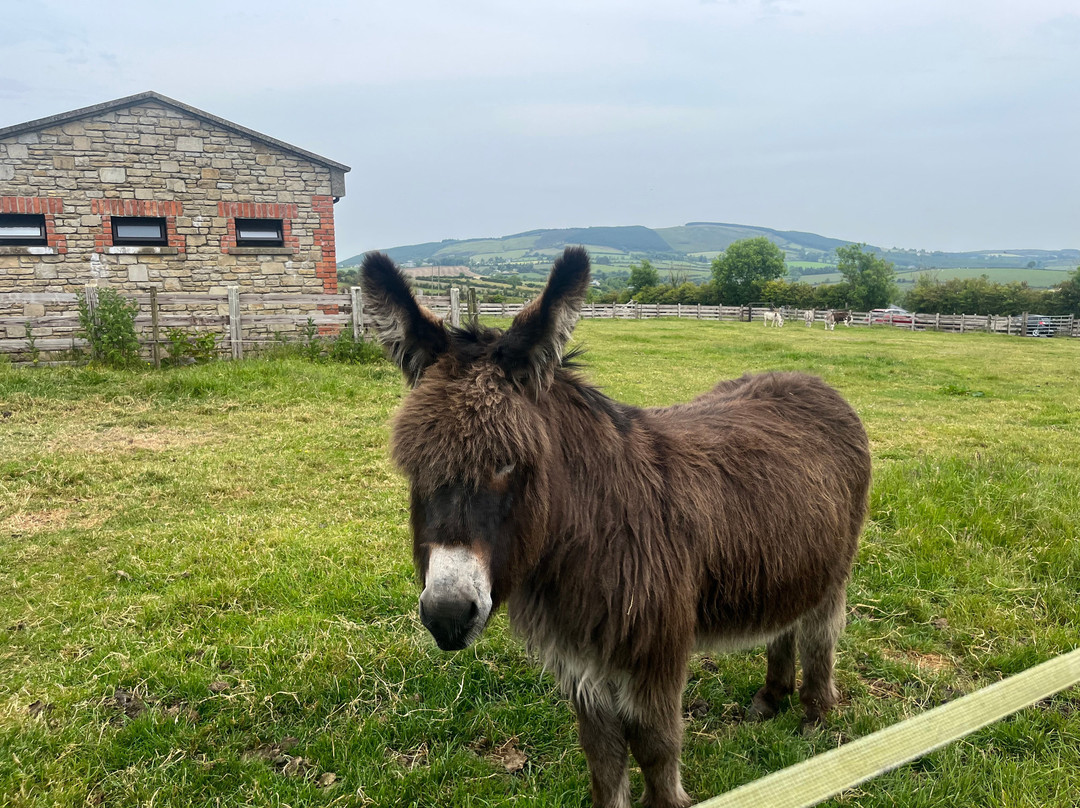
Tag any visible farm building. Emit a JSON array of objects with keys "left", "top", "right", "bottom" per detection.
[{"left": 0, "top": 91, "right": 349, "bottom": 298}]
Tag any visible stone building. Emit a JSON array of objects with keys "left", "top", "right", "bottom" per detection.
[{"left": 0, "top": 91, "right": 349, "bottom": 299}]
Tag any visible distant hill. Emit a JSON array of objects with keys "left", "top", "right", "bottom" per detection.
[{"left": 339, "top": 223, "right": 1079, "bottom": 285}]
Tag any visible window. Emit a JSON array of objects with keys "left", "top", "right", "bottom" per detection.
[
  {"left": 0, "top": 214, "right": 47, "bottom": 246},
  {"left": 112, "top": 216, "right": 168, "bottom": 246},
  {"left": 234, "top": 218, "right": 284, "bottom": 247}
]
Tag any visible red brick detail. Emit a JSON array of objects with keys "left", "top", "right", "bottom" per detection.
[
  {"left": 1, "top": 196, "right": 64, "bottom": 214},
  {"left": 311, "top": 195, "right": 338, "bottom": 296},
  {"left": 90, "top": 200, "right": 185, "bottom": 253},
  {"left": 218, "top": 202, "right": 299, "bottom": 253},
  {"left": 1, "top": 197, "right": 66, "bottom": 251},
  {"left": 218, "top": 202, "right": 298, "bottom": 219},
  {"left": 91, "top": 199, "right": 183, "bottom": 216},
  {"left": 43, "top": 214, "right": 67, "bottom": 254}
]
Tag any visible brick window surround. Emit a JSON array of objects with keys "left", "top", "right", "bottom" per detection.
[
  {"left": 92, "top": 200, "right": 185, "bottom": 252},
  {"left": 311, "top": 195, "right": 338, "bottom": 296},
  {"left": 0, "top": 197, "right": 67, "bottom": 253},
  {"left": 219, "top": 202, "right": 299, "bottom": 254}
]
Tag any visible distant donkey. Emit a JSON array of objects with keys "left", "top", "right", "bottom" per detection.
[
  {"left": 825, "top": 310, "right": 853, "bottom": 331},
  {"left": 763, "top": 310, "right": 784, "bottom": 328},
  {"left": 362, "top": 247, "right": 871, "bottom": 808}
]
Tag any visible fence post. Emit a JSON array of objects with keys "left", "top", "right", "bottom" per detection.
[
  {"left": 228, "top": 286, "right": 243, "bottom": 360},
  {"left": 1021, "top": 312, "right": 1028, "bottom": 337},
  {"left": 697, "top": 303, "right": 702, "bottom": 320},
  {"left": 449, "top": 287, "right": 461, "bottom": 328},
  {"left": 911, "top": 312, "right": 916, "bottom": 331},
  {"left": 83, "top": 284, "right": 100, "bottom": 361},
  {"left": 149, "top": 287, "right": 161, "bottom": 369},
  {"left": 350, "top": 286, "right": 363, "bottom": 340},
  {"left": 935, "top": 312, "right": 940, "bottom": 331},
  {"left": 960, "top": 313, "right": 965, "bottom": 334},
  {"left": 466, "top": 287, "right": 478, "bottom": 328}
]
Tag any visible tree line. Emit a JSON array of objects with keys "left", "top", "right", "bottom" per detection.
[{"left": 589, "top": 237, "right": 1080, "bottom": 316}]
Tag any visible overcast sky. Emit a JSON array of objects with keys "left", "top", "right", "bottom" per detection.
[{"left": 3, "top": 0, "right": 1078, "bottom": 260}]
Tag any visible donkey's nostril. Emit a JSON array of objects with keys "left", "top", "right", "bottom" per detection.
[
  {"left": 467, "top": 601, "right": 479, "bottom": 622},
  {"left": 419, "top": 598, "right": 429, "bottom": 624}
]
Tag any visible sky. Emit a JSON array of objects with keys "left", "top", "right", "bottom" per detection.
[{"left": 3, "top": 0, "right": 1079, "bottom": 261}]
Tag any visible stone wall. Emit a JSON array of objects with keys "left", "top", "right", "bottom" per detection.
[
  {"left": 0, "top": 100, "right": 341, "bottom": 294},
  {"left": 0, "top": 99, "right": 344, "bottom": 342}
]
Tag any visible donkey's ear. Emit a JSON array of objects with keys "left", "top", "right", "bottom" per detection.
[
  {"left": 495, "top": 246, "right": 590, "bottom": 391},
  {"left": 361, "top": 252, "right": 450, "bottom": 386}
]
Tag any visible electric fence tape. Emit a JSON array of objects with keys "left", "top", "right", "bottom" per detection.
[{"left": 694, "top": 647, "right": 1080, "bottom": 808}]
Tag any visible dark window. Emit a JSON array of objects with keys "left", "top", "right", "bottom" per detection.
[
  {"left": 235, "top": 218, "right": 284, "bottom": 247},
  {"left": 0, "top": 214, "right": 47, "bottom": 246},
  {"left": 112, "top": 216, "right": 168, "bottom": 246}
]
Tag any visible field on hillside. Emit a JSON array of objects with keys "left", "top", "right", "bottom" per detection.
[
  {"left": 800, "top": 266, "right": 1075, "bottom": 289},
  {"left": 2, "top": 322, "right": 1079, "bottom": 807}
]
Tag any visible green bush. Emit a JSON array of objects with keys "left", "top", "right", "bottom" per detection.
[
  {"left": 258, "top": 326, "right": 386, "bottom": 365},
  {"left": 76, "top": 287, "right": 142, "bottom": 367},
  {"left": 164, "top": 329, "right": 218, "bottom": 366}
]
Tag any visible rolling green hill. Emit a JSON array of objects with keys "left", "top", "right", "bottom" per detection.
[{"left": 339, "top": 223, "right": 1079, "bottom": 288}]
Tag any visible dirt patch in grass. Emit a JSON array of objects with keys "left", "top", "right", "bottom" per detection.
[
  {"left": 387, "top": 744, "right": 429, "bottom": 769},
  {"left": 883, "top": 649, "right": 954, "bottom": 673},
  {"left": 48, "top": 426, "right": 214, "bottom": 455},
  {"left": 471, "top": 737, "right": 528, "bottom": 774},
  {"left": 0, "top": 508, "right": 106, "bottom": 537}
]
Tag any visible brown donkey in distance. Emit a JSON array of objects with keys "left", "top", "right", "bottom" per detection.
[{"left": 362, "top": 247, "right": 871, "bottom": 808}]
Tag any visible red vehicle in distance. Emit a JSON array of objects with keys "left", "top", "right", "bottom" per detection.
[{"left": 869, "top": 306, "right": 914, "bottom": 326}]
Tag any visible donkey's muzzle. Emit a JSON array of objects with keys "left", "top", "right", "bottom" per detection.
[{"left": 419, "top": 591, "right": 481, "bottom": 651}]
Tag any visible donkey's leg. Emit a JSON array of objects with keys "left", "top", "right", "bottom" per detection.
[
  {"left": 798, "top": 587, "right": 847, "bottom": 729},
  {"left": 747, "top": 626, "right": 798, "bottom": 720},
  {"left": 573, "top": 694, "right": 631, "bottom": 808},
  {"left": 623, "top": 678, "right": 692, "bottom": 808}
]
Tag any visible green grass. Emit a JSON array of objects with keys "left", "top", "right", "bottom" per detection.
[{"left": 2, "top": 323, "right": 1079, "bottom": 807}]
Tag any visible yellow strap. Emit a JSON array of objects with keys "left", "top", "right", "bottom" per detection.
[{"left": 694, "top": 647, "right": 1080, "bottom": 808}]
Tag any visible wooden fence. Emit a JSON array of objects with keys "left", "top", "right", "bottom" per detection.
[{"left": 1, "top": 287, "right": 1077, "bottom": 362}]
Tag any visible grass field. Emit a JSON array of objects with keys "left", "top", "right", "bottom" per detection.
[{"left": 2, "top": 322, "right": 1079, "bottom": 807}]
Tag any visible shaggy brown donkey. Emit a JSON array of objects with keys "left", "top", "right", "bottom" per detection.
[{"left": 362, "top": 247, "right": 871, "bottom": 808}]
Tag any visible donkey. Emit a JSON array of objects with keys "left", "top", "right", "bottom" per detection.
[
  {"left": 825, "top": 310, "right": 853, "bottom": 331},
  {"left": 763, "top": 309, "right": 784, "bottom": 328},
  {"left": 362, "top": 247, "right": 871, "bottom": 808}
]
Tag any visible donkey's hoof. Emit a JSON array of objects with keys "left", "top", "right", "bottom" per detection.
[
  {"left": 746, "top": 695, "right": 778, "bottom": 722},
  {"left": 798, "top": 715, "right": 827, "bottom": 736}
]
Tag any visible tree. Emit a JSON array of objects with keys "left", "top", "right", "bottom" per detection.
[
  {"left": 628, "top": 259, "right": 660, "bottom": 294},
  {"left": 835, "top": 244, "right": 898, "bottom": 310},
  {"left": 710, "top": 237, "right": 786, "bottom": 305},
  {"left": 1051, "top": 266, "right": 1080, "bottom": 315}
]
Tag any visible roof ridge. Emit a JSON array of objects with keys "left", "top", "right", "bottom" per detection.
[{"left": 0, "top": 91, "right": 350, "bottom": 173}]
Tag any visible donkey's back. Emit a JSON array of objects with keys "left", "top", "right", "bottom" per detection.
[{"left": 647, "top": 371, "right": 870, "bottom": 644}]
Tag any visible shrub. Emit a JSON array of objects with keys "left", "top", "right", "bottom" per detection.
[
  {"left": 164, "top": 329, "right": 219, "bottom": 366},
  {"left": 76, "top": 287, "right": 141, "bottom": 367},
  {"left": 326, "top": 329, "right": 386, "bottom": 364}
]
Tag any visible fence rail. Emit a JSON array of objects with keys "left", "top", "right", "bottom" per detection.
[{"left": 1, "top": 287, "right": 1077, "bottom": 361}]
